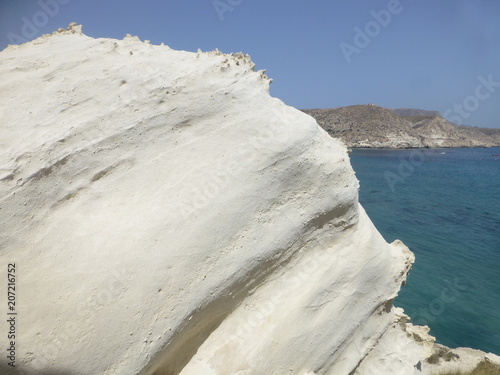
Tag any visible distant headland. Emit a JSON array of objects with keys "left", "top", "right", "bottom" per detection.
[{"left": 302, "top": 105, "right": 500, "bottom": 148}]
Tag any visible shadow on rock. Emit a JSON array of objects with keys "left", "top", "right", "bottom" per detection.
[{"left": 0, "top": 361, "right": 80, "bottom": 375}]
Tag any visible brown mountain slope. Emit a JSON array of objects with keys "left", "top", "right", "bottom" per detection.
[
  {"left": 391, "top": 108, "right": 440, "bottom": 117},
  {"left": 302, "top": 105, "right": 500, "bottom": 148}
]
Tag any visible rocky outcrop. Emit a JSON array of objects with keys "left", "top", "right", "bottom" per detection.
[
  {"left": 424, "top": 344, "right": 500, "bottom": 375},
  {"left": 303, "top": 106, "right": 500, "bottom": 148}
]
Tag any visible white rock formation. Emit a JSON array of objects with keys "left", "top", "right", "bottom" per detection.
[{"left": 1, "top": 24, "right": 434, "bottom": 374}]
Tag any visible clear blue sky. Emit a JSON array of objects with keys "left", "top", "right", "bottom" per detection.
[{"left": 1, "top": 0, "right": 499, "bottom": 127}]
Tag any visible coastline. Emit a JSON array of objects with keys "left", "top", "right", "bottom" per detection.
[
  {"left": 350, "top": 145, "right": 500, "bottom": 149},
  {"left": 349, "top": 147, "right": 500, "bottom": 359},
  {"left": 2, "top": 23, "right": 498, "bottom": 375}
]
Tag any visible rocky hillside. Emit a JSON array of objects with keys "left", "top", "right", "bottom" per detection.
[
  {"left": 391, "top": 108, "right": 440, "bottom": 117},
  {"left": 303, "top": 105, "right": 500, "bottom": 148}
]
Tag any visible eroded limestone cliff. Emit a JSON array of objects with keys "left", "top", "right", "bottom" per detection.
[{"left": 0, "top": 24, "right": 441, "bottom": 375}]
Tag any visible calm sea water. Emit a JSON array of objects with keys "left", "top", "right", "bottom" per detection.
[{"left": 349, "top": 147, "right": 500, "bottom": 355}]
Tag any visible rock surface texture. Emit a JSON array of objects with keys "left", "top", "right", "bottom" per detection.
[
  {"left": 303, "top": 106, "right": 500, "bottom": 148},
  {"left": 0, "top": 24, "right": 467, "bottom": 375}
]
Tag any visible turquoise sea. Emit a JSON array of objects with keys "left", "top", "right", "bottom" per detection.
[{"left": 349, "top": 147, "right": 500, "bottom": 355}]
